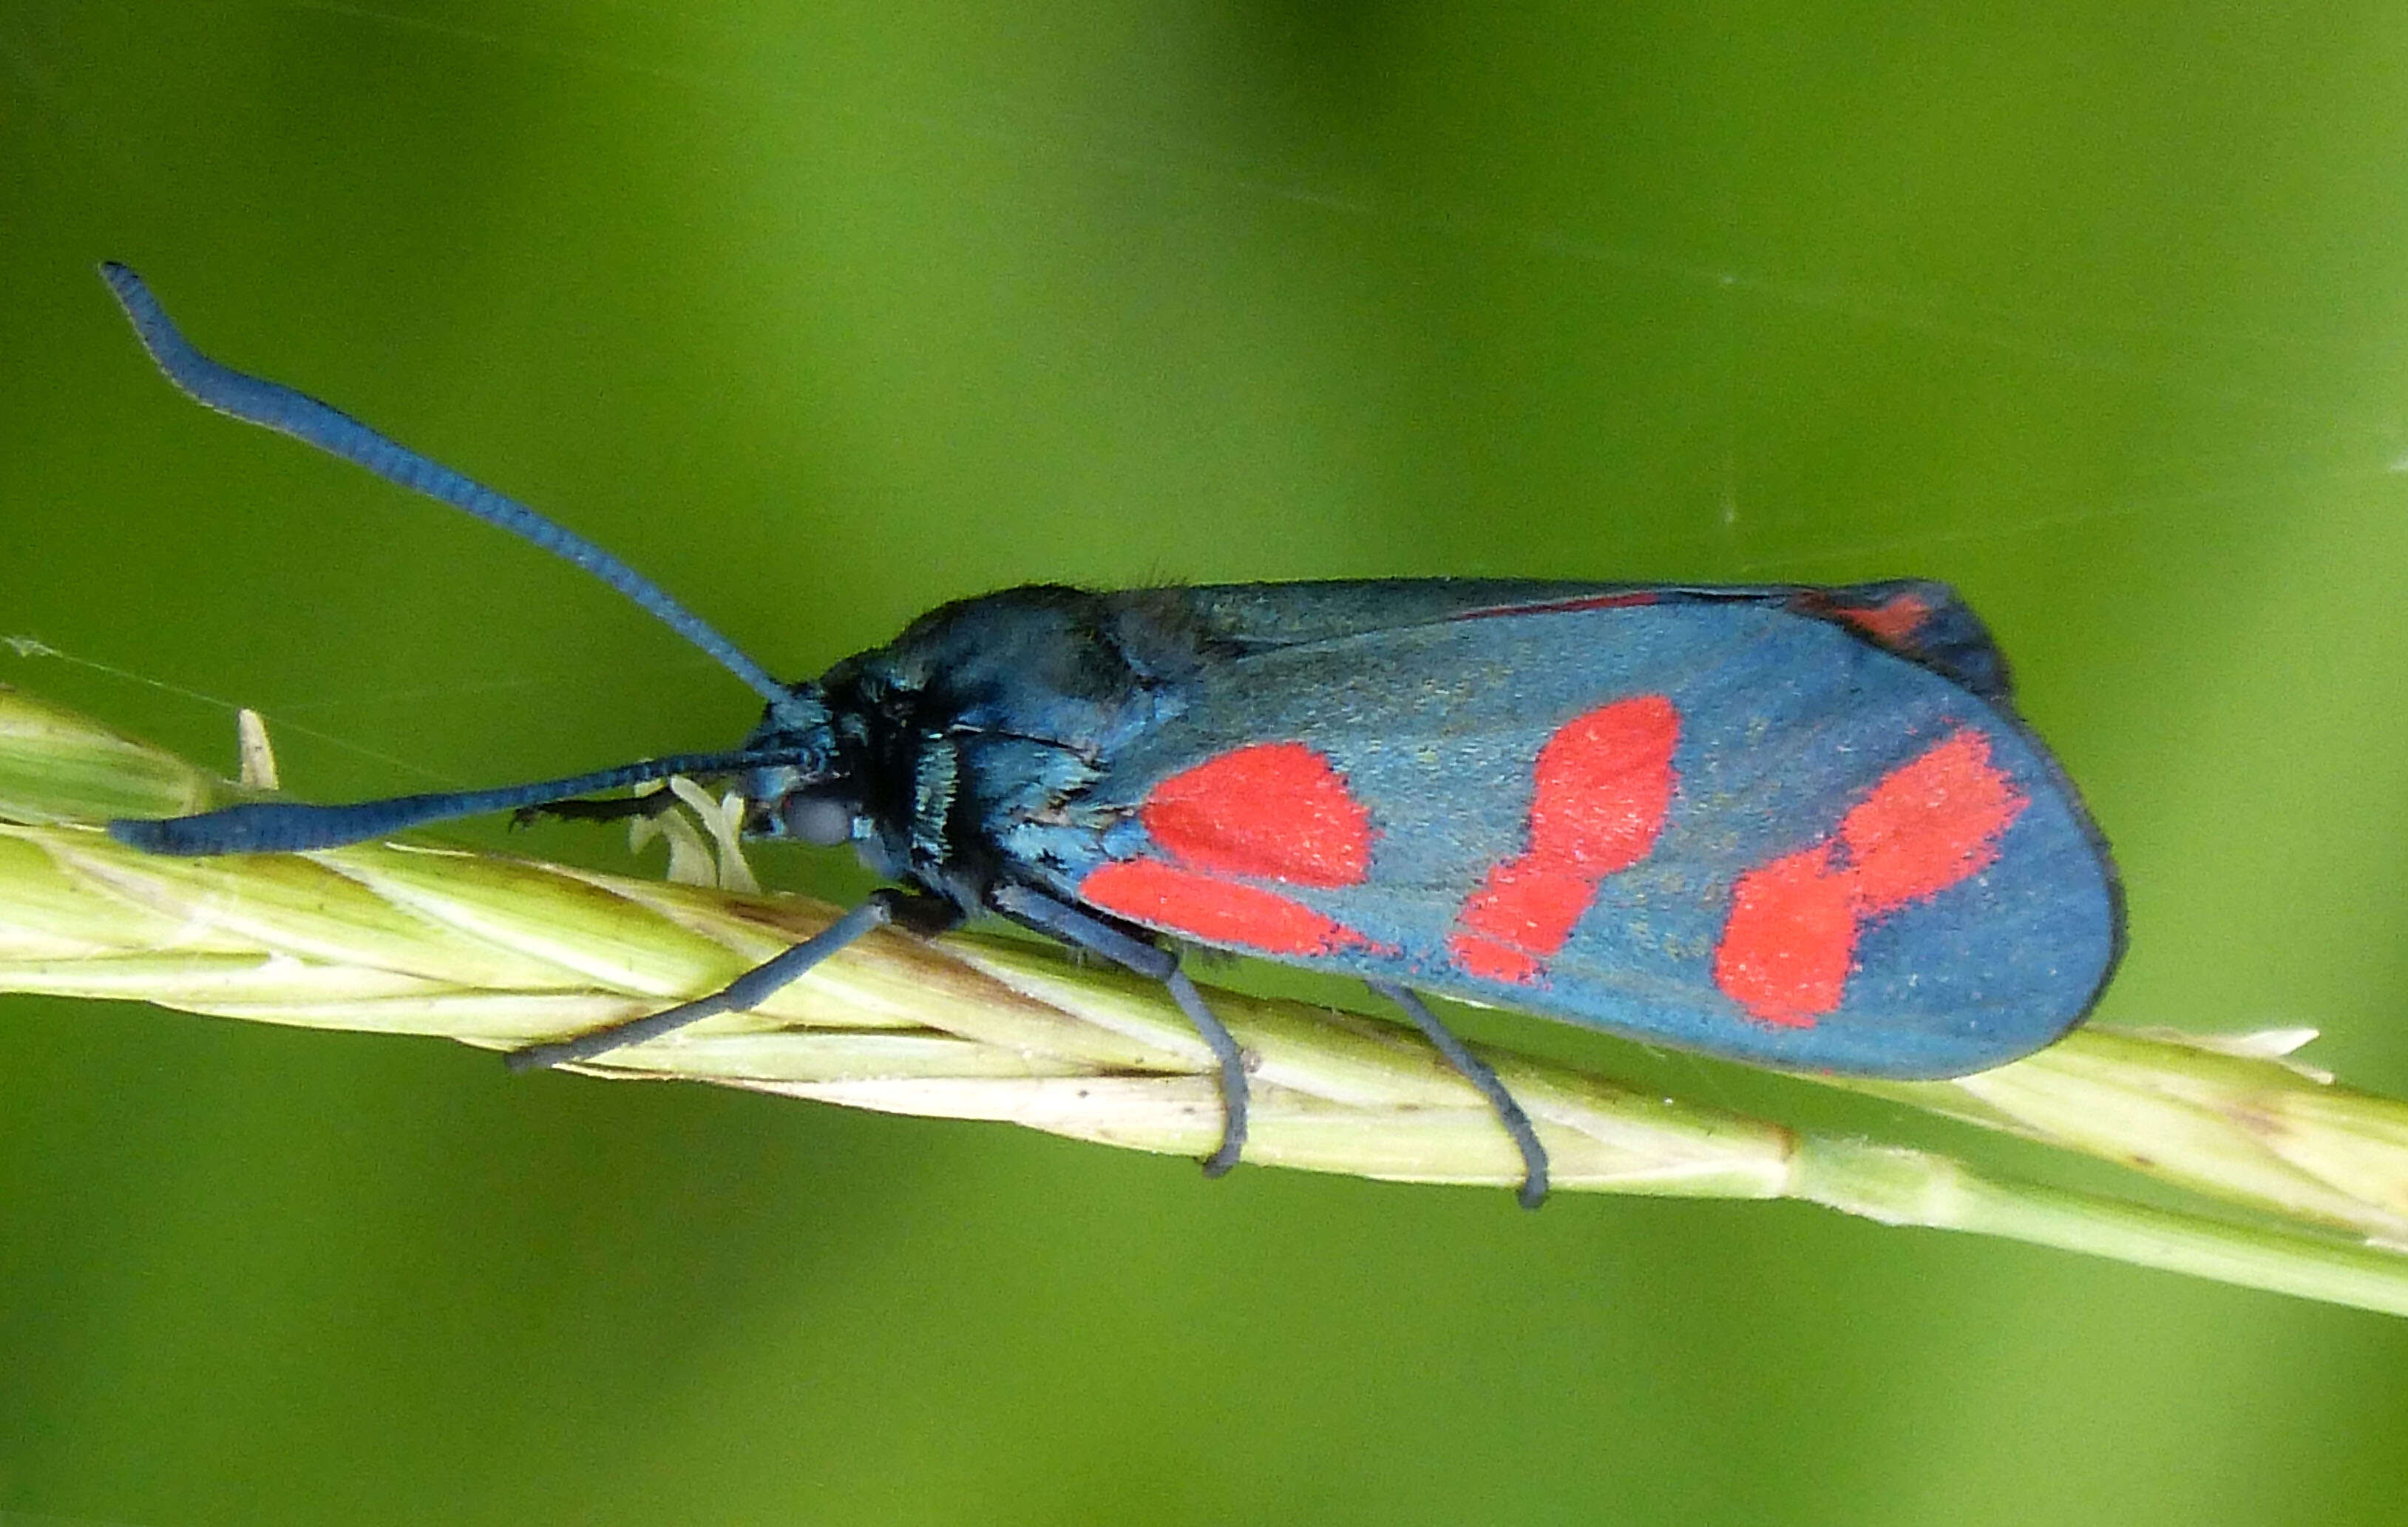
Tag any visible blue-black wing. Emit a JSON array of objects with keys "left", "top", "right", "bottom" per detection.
[
  {"left": 1151, "top": 578, "right": 2012, "bottom": 701},
  {"left": 994, "top": 583, "right": 2117, "bottom": 1080}
]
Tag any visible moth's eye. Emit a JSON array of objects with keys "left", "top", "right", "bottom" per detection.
[{"left": 781, "top": 794, "right": 855, "bottom": 847}]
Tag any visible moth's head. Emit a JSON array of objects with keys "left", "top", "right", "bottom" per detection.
[{"left": 733, "top": 685, "right": 860, "bottom": 847}]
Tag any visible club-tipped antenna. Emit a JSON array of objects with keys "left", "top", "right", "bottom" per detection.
[
  {"left": 98, "top": 263, "right": 814, "bottom": 728},
  {"left": 108, "top": 747, "right": 802, "bottom": 856}
]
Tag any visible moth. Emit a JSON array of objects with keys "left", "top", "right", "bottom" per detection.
[{"left": 98, "top": 264, "right": 2125, "bottom": 1205}]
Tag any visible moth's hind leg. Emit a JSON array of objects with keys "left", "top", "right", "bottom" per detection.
[
  {"left": 506, "top": 888, "right": 959, "bottom": 1071},
  {"left": 1367, "top": 982, "right": 1550, "bottom": 1209},
  {"left": 988, "top": 884, "right": 1249, "bottom": 1177},
  {"left": 1158, "top": 965, "right": 1250, "bottom": 1176}
]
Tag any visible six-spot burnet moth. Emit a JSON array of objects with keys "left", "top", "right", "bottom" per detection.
[{"left": 94, "top": 263, "right": 2125, "bottom": 1208}]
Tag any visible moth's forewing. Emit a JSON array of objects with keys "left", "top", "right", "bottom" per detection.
[{"left": 1018, "top": 588, "right": 2120, "bottom": 1080}]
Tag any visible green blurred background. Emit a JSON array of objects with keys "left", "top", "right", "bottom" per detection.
[{"left": 5, "top": 4, "right": 2407, "bottom": 1523}]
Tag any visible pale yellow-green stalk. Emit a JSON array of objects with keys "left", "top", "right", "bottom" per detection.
[{"left": 4, "top": 681, "right": 2407, "bottom": 1313}]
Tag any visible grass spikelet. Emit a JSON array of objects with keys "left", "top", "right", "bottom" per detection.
[{"left": 4, "top": 680, "right": 2407, "bottom": 1313}]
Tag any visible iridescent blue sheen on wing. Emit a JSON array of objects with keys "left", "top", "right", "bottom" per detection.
[{"left": 951, "top": 582, "right": 2120, "bottom": 1080}]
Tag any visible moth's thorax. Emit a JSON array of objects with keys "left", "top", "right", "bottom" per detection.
[{"left": 791, "top": 586, "right": 1213, "bottom": 906}]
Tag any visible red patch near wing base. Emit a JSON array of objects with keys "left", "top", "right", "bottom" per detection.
[
  {"left": 1081, "top": 859, "right": 1376, "bottom": 957},
  {"left": 1077, "top": 742, "right": 1386, "bottom": 958},
  {"left": 1449, "top": 695, "right": 1680, "bottom": 984},
  {"left": 1140, "top": 742, "right": 1374, "bottom": 887},
  {"left": 1712, "top": 728, "right": 2029, "bottom": 1027}
]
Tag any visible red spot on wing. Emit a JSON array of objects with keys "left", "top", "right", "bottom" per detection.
[
  {"left": 1081, "top": 859, "right": 1376, "bottom": 957},
  {"left": 1834, "top": 593, "right": 1931, "bottom": 646},
  {"left": 1142, "top": 742, "right": 1373, "bottom": 887},
  {"left": 1712, "top": 728, "right": 2029, "bottom": 1027},
  {"left": 1449, "top": 695, "right": 1680, "bottom": 984},
  {"left": 1712, "top": 846, "right": 1856, "bottom": 1027},
  {"left": 1837, "top": 729, "right": 2025, "bottom": 911}
]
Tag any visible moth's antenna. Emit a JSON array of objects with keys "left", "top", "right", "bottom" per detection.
[
  {"left": 98, "top": 263, "right": 815, "bottom": 728},
  {"left": 109, "top": 748, "right": 801, "bottom": 855}
]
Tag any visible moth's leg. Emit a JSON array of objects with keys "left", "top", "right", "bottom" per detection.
[
  {"left": 1366, "top": 981, "right": 1550, "bottom": 1210},
  {"left": 988, "top": 883, "right": 1248, "bottom": 1178},
  {"left": 506, "top": 889, "right": 960, "bottom": 1071}
]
